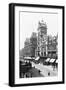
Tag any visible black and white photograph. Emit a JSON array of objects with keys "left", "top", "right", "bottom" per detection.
[
  {"left": 19, "top": 12, "right": 58, "bottom": 78},
  {"left": 9, "top": 3, "right": 64, "bottom": 86}
]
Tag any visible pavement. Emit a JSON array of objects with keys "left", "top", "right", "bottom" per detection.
[
  {"left": 28, "top": 67, "right": 44, "bottom": 77},
  {"left": 31, "top": 62, "right": 58, "bottom": 77},
  {"left": 20, "top": 59, "right": 58, "bottom": 78}
]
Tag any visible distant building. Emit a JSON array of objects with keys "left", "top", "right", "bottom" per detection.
[
  {"left": 47, "top": 35, "right": 58, "bottom": 58},
  {"left": 30, "top": 32, "right": 37, "bottom": 57},
  {"left": 20, "top": 33, "right": 37, "bottom": 57},
  {"left": 23, "top": 38, "right": 32, "bottom": 57}
]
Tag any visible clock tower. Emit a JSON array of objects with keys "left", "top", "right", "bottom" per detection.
[{"left": 36, "top": 20, "right": 48, "bottom": 57}]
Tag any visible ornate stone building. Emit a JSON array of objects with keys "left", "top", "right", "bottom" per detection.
[
  {"left": 35, "top": 20, "right": 58, "bottom": 58},
  {"left": 35, "top": 20, "right": 48, "bottom": 57},
  {"left": 20, "top": 19, "right": 58, "bottom": 59}
]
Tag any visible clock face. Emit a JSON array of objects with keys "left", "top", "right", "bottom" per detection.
[{"left": 41, "top": 29, "right": 47, "bottom": 35}]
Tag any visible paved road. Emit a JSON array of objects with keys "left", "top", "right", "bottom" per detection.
[
  {"left": 28, "top": 67, "right": 44, "bottom": 77},
  {"left": 31, "top": 62, "right": 58, "bottom": 77}
]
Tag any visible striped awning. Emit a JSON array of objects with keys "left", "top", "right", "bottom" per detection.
[
  {"left": 49, "top": 59, "right": 55, "bottom": 63},
  {"left": 45, "top": 58, "right": 50, "bottom": 62},
  {"left": 35, "top": 57, "right": 40, "bottom": 61},
  {"left": 56, "top": 59, "right": 58, "bottom": 63}
]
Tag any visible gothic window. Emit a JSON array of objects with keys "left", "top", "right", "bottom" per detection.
[{"left": 41, "top": 52, "right": 43, "bottom": 56}]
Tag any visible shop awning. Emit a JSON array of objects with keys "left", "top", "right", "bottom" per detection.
[
  {"left": 24, "top": 57, "right": 32, "bottom": 59},
  {"left": 45, "top": 58, "right": 50, "bottom": 62},
  {"left": 20, "top": 59, "right": 24, "bottom": 62},
  {"left": 56, "top": 59, "right": 58, "bottom": 63},
  {"left": 49, "top": 59, "right": 55, "bottom": 63},
  {"left": 35, "top": 56, "right": 40, "bottom": 61}
]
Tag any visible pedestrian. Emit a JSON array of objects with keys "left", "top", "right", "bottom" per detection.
[
  {"left": 38, "top": 70, "right": 41, "bottom": 74},
  {"left": 48, "top": 72, "right": 50, "bottom": 76},
  {"left": 26, "top": 74, "right": 28, "bottom": 78},
  {"left": 31, "top": 73, "right": 32, "bottom": 77}
]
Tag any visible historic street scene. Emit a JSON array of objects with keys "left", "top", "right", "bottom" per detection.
[{"left": 19, "top": 18, "right": 58, "bottom": 78}]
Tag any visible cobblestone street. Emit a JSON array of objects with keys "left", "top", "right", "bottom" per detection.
[{"left": 31, "top": 62, "right": 58, "bottom": 77}]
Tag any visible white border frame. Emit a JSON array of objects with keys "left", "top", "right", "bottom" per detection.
[{"left": 14, "top": 6, "right": 63, "bottom": 84}]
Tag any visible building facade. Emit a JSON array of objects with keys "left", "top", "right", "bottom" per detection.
[
  {"left": 47, "top": 35, "right": 58, "bottom": 58},
  {"left": 20, "top": 19, "right": 58, "bottom": 59},
  {"left": 35, "top": 20, "right": 58, "bottom": 59},
  {"left": 35, "top": 20, "right": 48, "bottom": 57},
  {"left": 20, "top": 32, "right": 37, "bottom": 57}
]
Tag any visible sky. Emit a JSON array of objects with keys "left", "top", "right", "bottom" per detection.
[{"left": 20, "top": 11, "right": 58, "bottom": 50}]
